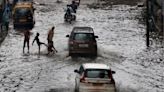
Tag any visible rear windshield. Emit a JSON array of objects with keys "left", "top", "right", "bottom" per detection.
[
  {"left": 74, "top": 33, "right": 94, "bottom": 41},
  {"left": 86, "top": 69, "right": 110, "bottom": 79},
  {"left": 15, "top": 8, "right": 32, "bottom": 17}
]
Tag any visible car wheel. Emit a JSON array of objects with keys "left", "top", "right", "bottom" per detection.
[
  {"left": 70, "top": 53, "right": 78, "bottom": 59},
  {"left": 93, "top": 46, "right": 97, "bottom": 56},
  {"left": 94, "top": 51, "right": 97, "bottom": 56},
  {"left": 14, "top": 24, "right": 17, "bottom": 29},
  {"left": 71, "top": 54, "right": 76, "bottom": 58}
]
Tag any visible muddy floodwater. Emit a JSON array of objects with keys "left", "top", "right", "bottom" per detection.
[{"left": 0, "top": 0, "right": 163, "bottom": 92}]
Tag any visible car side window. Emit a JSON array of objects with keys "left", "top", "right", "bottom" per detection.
[
  {"left": 73, "top": 33, "right": 94, "bottom": 41},
  {"left": 79, "top": 65, "right": 84, "bottom": 75}
]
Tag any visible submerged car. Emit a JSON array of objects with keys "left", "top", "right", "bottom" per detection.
[
  {"left": 66, "top": 27, "right": 98, "bottom": 57},
  {"left": 74, "top": 63, "right": 116, "bottom": 92},
  {"left": 12, "top": 1, "right": 35, "bottom": 29}
]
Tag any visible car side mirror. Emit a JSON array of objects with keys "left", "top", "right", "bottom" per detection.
[
  {"left": 66, "top": 35, "right": 69, "bottom": 37},
  {"left": 95, "top": 36, "right": 98, "bottom": 38},
  {"left": 112, "top": 71, "right": 116, "bottom": 74},
  {"left": 74, "top": 69, "right": 79, "bottom": 73}
]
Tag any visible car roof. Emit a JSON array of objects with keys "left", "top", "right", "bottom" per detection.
[
  {"left": 73, "top": 27, "right": 94, "bottom": 33},
  {"left": 15, "top": 2, "right": 33, "bottom": 8},
  {"left": 83, "top": 63, "right": 110, "bottom": 70}
]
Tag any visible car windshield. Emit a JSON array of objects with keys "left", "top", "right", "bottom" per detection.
[
  {"left": 86, "top": 69, "right": 110, "bottom": 79},
  {"left": 74, "top": 33, "right": 94, "bottom": 41},
  {"left": 15, "top": 8, "right": 32, "bottom": 17}
]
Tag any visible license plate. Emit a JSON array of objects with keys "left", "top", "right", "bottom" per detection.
[
  {"left": 79, "top": 44, "right": 88, "bottom": 48},
  {"left": 92, "top": 83, "right": 103, "bottom": 86},
  {"left": 19, "top": 19, "right": 27, "bottom": 22}
]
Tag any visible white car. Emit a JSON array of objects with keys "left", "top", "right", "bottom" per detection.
[{"left": 74, "top": 63, "right": 116, "bottom": 92}]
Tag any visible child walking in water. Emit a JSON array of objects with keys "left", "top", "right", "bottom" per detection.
[{"left": 32, "top": 32, "right": 46, "bottom": 54}]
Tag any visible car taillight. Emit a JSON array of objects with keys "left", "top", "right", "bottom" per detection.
[
  {"left": 108, "top": 70, "right": 115, "bottom": 84},
  {"left": 80, "top": 73, "right": 85, "bottom": 83}
]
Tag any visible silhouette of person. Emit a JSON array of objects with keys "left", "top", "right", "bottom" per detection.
[
  {"left": 32, "top": 32, "right": 46, "bottom": 54},
  {"left": 23, "top": 30, "right": 30, "bottom": 53},
  {"left": 47, "top": 26, "right": 55, "bottom": 44}
]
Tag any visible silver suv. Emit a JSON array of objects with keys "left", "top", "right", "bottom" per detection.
[{"left": 74, "top": 63, "right": 116, "bottom": 92}]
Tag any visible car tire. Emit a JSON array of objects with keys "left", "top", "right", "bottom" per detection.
[
  {"left": 70, "top": 53, "right": 78, "bottom": 59},
  {"left": 14, "top": 24, "right": 17, "bottom": 29},
  {"left": 93, "top": 46, "right": 97, "bottom": 56},
  {"left": 70, "top": 54, "right": 76, "bottom": 58},
  {"left": 31, "top": 23, "right": 34, "bottom": 29},
  {"left": 93, "top": 53, "right": 97, "bottom": 57}
]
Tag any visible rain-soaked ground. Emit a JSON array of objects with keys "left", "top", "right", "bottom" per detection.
[{"left": 0, "top": 0, "right": 163, "bottom": 92}]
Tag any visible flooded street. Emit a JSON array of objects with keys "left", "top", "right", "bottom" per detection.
[{"left": 0, "top": 0, "right": 163, "bottom": 92}]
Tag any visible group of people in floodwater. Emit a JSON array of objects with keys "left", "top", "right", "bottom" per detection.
[
  {"left": 23, "top": 26, "right": 57, "bottom": 55},
  {"left": 10, "top": 0, "right": 80, "bottom": 55}
]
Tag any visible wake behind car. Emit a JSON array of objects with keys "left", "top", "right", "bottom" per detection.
[
  {"left": 12, "top": 1, "right": 35, "bottom": 30},
  {"left": 74, "top": 63, "right": 116, "bottom": 92},
  {"left": 66, "top": 27, "right": 98, "bottom": 57}
]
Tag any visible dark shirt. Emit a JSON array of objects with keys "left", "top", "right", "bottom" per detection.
[
  {"left": 66, "top": 8, "right": 71, "bottom": 15},
  {"left": 70, "top": 4, "right": 77, "bottom": 13}
]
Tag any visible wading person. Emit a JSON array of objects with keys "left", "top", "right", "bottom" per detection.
[
  {"left": 47, "top": 26, "right": 55, "bottom": 44},
  {"left": 23, "top": 30, "right": 30, "bottom": 53},
  {"left": 32, "top": 32, "right": 46, "bottom": 54}
]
